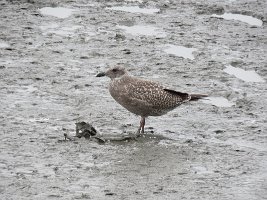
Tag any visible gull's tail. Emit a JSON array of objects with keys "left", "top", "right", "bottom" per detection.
[{"left": 190, "top": 94, "right": 208, "bottom": 101}]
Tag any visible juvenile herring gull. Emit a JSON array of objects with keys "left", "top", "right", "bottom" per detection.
[{"left": 96, "top": 67, "right": 207, "bottom": 134}]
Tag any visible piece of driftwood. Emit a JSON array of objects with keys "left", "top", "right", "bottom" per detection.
[
  {"left": 59, "top": 122, "right": 172, "bottom": 144},
  {"left": 75, "top": 121, "right": 97, "bottom": 138},
  {"left": 75, "top": 122, "right": 139, "bottom": 143}
]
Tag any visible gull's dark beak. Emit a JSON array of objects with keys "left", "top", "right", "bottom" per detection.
[{"left": 96, "top": 72, "right": 106, "bottom": 77}]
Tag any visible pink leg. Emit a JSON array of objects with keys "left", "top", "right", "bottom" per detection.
[
  {"left": 137, "top": 117, "right": 145, "bottom": 135},
  {"left": 141, "top": 117, "right": 145, "bottom": 134}
]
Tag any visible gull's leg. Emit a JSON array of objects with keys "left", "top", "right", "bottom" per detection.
[
  {"left": 137, "top": 122, "right": 141, "bottom": 135},
  {"left": 140, "top": 117, "right": 145, "bottom": 134},
  {"left": 136, "top": 116, "right": 145, "bottom": 135}
]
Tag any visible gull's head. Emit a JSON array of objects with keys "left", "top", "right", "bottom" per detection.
[{"left": 96, "top": 66, "right": 127, "bottom": 79}]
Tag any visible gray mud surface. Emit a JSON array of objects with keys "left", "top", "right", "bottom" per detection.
[{"left": 0, "top": 0, "right": 266, "bottom": 199}]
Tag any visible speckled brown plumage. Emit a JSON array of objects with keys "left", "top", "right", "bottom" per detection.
[
  {"left": 109, "top": 75, "right": 190, "bottom": 117},
  {"left": 96, "top": 66, "right": 207, "bottom": 134}
]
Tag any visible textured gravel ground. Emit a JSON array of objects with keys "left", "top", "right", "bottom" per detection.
[{"left": 0, "top": 0, "right": 266, "bottom": 199}]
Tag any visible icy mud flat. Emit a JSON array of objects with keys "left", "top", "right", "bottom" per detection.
[{"left": 0, "top": 0, "right": 266, "bottom": 199}]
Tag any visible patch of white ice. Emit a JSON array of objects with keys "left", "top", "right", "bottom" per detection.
[
  {"left": 106, "top": 6, "right": 159, "bottom": 14},
  {"left": 164, "top": 44, "right": 197, "bottom": 60},
  {"left": 223, "top": 65, "right": 265, "bottom": 83},
  {"left": 125, "top": 0, "right": 143, "bottom": 3},
  {"left": 39, "top": 7, "right": 74, "bottom": 18},
  {"left": 48, "top": 26, "right": 82, "bottom": 36},
  {"left": 28, "top": 118, "right": 50, "bottom": 123},
  {"left": 39, "top": 23, "right": 59, "bottom": 31},
  {"left": 0, "top": 42, "right": 10, "bottom": 48},
  {"left": 226, "top": 138, "right": 267, "bottom": 152},
  {"left": 0, "top": 59, "right": 13, "bottom": 66},
  {"left": 117, "top": 25, "right": 166, "bottom": 37},
  {"left": 211, "top": 13, "right": 263, "bottom": 26},
  {"left": 207, "top": 137, "right": 267, "bottom": 152},
  {"left": 191, "top": 165, "right": 214, "bottom": 174},
  {"left": 201, "top": 97, "right": 235, "bottom": 107},
  {"left": 40, "top": 23, "right": 82, "bottom": 37}
]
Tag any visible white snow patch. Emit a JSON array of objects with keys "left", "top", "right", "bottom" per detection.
[
  {"left": 164, "top": 44, "right": 197, "bottom": 60},
  {"left": 223, "top": 65, "right": 265, "bottom": 83},
  {"left": 211, "top": 13, "right": 263, "bottom": 26},
  {"left": 106, "top": 6, "right": 159, "bottom": 14},
  {"left": 39, "top": 7, "right": 74, "bottom": 18},
  {"left": 117, "top": 25, "right": 166, "bottom": 37},
  {"left": 201, "top": 97, "right": 235, "bottom": 107}
]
